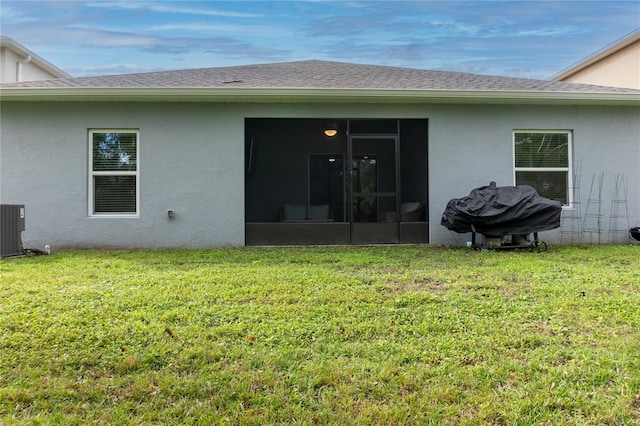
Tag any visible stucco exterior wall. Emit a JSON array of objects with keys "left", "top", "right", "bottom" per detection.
[
  {"left": 1, "top": 101, "right": 638, "bottom": 248},
  {"left": 426, "top": 104, "right": 640, "bottom": 245},
  {"left": 0, "top": 102, "right": 246, "bottom": 248}
]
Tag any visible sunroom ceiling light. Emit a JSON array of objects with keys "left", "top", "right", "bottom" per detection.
[{"left": 324, "top": 129, "right": 338, "bottom": 137}]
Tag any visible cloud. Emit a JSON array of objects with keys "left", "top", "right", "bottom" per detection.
[
  {"left": 85, "top": 1, "right": 262, "bottom": 18},
  {"left": 299, "top": 1, "right": 593, "bottom": 43},
  {"left": 67, "top": 64, "right": 167, "bottom": 77},
  {"left": 146, "top": 23, "right": 291, "bottom": 37},
  {"left": 140, "top": 35, "right": 292, "bottom": 59}
]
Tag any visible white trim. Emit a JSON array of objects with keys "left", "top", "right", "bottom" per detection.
[
  {"left": 92, "top": 171, "right": 138, "bottom": 176},
  {"left": 88, "top": 129, "right": 140, "bottom": 217},
  {"left": 2, "top": 87, "right": 639, "bottom": 105},
  {"left": 513, "top": 130, "right": 573, "bottom": 206},
  {"left": 515, "top": 167, "right": 570, "bottom": 172}
]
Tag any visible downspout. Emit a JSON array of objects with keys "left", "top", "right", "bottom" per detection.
[{"left": 16, "top": 54, "right": 32, "bottom": 82}]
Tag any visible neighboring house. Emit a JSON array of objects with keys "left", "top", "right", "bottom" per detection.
[
  {"left": 552, "top": 30, "right": 640, "bottom": 89},
  {"left": 1, "top": 60, "right": 639, "bottom": 248},
  {"left": 0, "top": 37, "right": 70, "bottom": 83}
]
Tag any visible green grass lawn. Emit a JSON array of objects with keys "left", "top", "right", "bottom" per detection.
[{"left": 1, "top": 245, "right": 639, "bottom": 425}]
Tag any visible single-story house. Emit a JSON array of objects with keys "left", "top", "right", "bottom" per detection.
[{"left": 1, "top": 60, "right": 639, "bottom": 248}]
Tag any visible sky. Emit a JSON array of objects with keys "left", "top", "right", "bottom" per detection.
[{"left": 1, "top": 1, "right": 639, "bottom": 80}]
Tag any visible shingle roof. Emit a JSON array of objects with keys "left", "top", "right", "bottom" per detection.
[{"left": 2, "top": 60, "right": 638, "bottom": 93}]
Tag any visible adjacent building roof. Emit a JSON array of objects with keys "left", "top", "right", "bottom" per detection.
[
  {"left": 2, "top": 60, "right": 639, "bottom": 105},
  {"left": 551, "top": 30, "right": 640, "bottom": 89},
  {"left": 0, "top": 36, "right": 71, "bottom": 81}
]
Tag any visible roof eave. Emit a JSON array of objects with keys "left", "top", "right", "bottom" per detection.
[{"left": 1, "top": 87, "right": 639, "bottom": 105}]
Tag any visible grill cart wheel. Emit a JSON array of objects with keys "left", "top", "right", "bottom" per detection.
[
  {"left": 531, "top": 240, "right": 548, "bottom": 252},
  {"left": 630, "top": 227, "right": 640, "bottom": 242}
]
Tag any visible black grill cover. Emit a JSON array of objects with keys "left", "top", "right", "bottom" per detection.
[{"left": 441, "top": 182, "right": 562, "bottom": 237}]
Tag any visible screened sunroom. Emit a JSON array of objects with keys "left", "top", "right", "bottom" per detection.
[{"left": 245, "top": 118, "right": 429, "bottom": 245}]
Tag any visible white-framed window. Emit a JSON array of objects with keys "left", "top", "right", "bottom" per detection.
[
  {"left": 513, "top": 130, "right": 572, "bottom": 206},
  {"left": 89, "top": 129, "right": 139, "bottom": 216}
]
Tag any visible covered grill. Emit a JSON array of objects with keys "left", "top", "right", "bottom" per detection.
[{"left": 441, "top": 182, "right": 562, "bottom": 250}]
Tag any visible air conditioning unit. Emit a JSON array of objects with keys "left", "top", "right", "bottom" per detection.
[{"left": 1, "top": 204, "right": 25, "bottom": 258}]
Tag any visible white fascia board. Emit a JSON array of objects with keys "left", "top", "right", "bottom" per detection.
[{"left": 1, "top": 87, "right": 639, "bottom": 105}]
